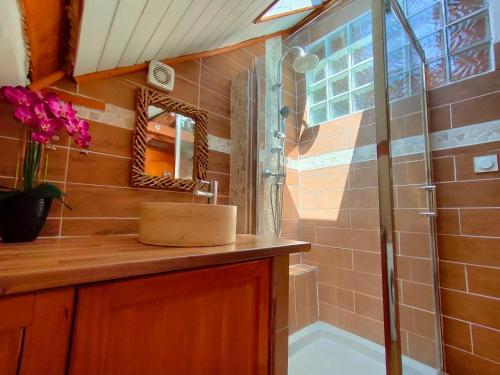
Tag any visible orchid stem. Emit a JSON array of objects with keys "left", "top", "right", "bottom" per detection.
[
  {"left": 22, "top": 130, "right": 42, "bottom": 192},
  {"left": 43, "top": 149, "right": 49, "bottom": 182}
]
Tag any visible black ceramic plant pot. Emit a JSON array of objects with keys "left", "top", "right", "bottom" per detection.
[{"left": 0, "top": 194, "right": 52, "bottom": 243}]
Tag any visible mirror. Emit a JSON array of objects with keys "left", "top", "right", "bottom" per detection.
[
  {"left": 131, "top": 87, "right": 208, "bottom": 191},
  {"left": 145, "top": 106, "right": 195, "bottom": 180}
]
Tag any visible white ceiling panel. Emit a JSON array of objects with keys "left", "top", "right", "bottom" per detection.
[
  {"left": 137, "top": 0, "right": 194, "bottom": 63},
  {"left": 98, "top": 0, "right": 148, "bottom": 71},
  {"left": 118, "top": 0, "right": 174, "bottom": 67},
  {"left": 74, "top": 0, "right": 119, "bottom": 75},
  {"left": 165, "top": 0, "right": 230, "bottom": 58},
  {"left": 205, "top": 1, "right": 271, "bottom": 51},
  {"left": 73, "top": 0, "right": 316, "bottom": 76},
  {"left": 182, "top": 0, "right": 253, "bottom": 55}
]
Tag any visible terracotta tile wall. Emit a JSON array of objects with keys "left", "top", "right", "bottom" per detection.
[
  {"left": 288, "top": 264, "right": 319, "bottom": 334},
  {"left": 390, "top": 102, "right": 440, "bottom": 367},
  {"left": 297, "top": 120, "right": 386, "bottom": 347},
  {"left": 0, "top": 44, "right": 265, "bottom": 238},
  {"left": 283, "top": 0, "right": 387, "bottom": 347},
  {"left": 429, "top": 51, "right": 500, "bottom": 374},
  {"left": 281, "top": 59, "right": 301, "bottom": 242}
]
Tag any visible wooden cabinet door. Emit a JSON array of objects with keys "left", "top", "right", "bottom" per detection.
[
  {"left": 69, "top": 260, "right": 271, "bottom": 375},
  {"left": 0, "top": 288, "right": 74, "bottom": 375}
]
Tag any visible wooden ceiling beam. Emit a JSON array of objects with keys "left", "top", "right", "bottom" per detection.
[
  {"left": 28, "top": 70, "right": 66, "bottom": 91},
  {"left": 73, "top": 29, "right": 291, "bottom": 84},
  {"left": 21, "top": 0, "right": 69, "bottom": 82}
]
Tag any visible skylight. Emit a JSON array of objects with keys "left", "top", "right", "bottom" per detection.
[{"left": 256, "top": 0, "right": 324, "bottom": 22}]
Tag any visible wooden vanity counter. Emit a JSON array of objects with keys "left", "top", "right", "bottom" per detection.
[
  {"left": 0, "top": 234, "right": 309, "bottom": 375},
  {"left": 0, "top": 234, "right": 309, "bottom": 296}
]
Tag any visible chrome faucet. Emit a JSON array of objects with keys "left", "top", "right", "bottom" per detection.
[{"left": 194, "top": 180, "right": 218, "bottom": 204}]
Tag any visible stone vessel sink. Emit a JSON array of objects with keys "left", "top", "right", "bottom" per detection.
[{"left": 139, "top": 202, "right": 237, "bottom": 247}]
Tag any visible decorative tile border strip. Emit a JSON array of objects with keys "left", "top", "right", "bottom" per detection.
[
  {"left": 431, "top": 119, "right": 500, "bottom": 151},
  {"left": 288, "top": 145, "right": 377, "bottom": 171},
  {"left": 287, "top": 119, "right": 500, "bottom": 171},
  {"left": 76, "top": 105, "right": 500, "bottom": 163},
  {"left": 75, "top": 104, "right": 137, "bottom": 130},
  {"left": 208, "top": 134, "right": 231, "bottom": 154},
  {"left": 76, "top": 104, "right": 232, "bottom": 154}
]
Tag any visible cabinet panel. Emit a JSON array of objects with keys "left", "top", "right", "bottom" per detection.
[
  {"left": 69, "top": 260, "right": 271, "bottom": 375},
  {"left": 0, "top": 288, "right": 74, "bottom": 375},
  {"left": 0, "top": 327, "right": 24, "bottom": 375}
]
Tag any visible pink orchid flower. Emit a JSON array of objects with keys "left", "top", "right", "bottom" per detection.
[
  {"left": 18, "top": 87, "right": 40, "bottom": 106},
  {"left": 1, "top": 85, "right": 91, "bottom": 148},
  {"left": 14, "top": 106, "right": 38, "bottom": 127},
  {"left": 60, "top": 102, "right": 76, "bottom": 119},
  {"left": 66, "top": 118, "right": 89, "bottom": 136},
  {"left": 34, "top": 102, "right": 48, "bottom": 120},
  {"left": 46, "top": 96, "right": 62, "bottom": 118},
  {"left": 31, "top": 131, "right": 50, "bottom": 144},
  {"left": 65, "top": 117, "right": 78, "bottom": 135},
  {"left": 0, "top": 86, "right": 19, "bottom": 103},
  {"left": 74, "top": 132, "right": 92, "bottom": 148},
  {"left": 77, "top": 119, "right": 89, "bottom": 133},
  {"left": 1, "top": 86, "right": 39, "bottom": 106},
  {"left": 39, "top": 118, "right": 61, "bottom": 135}
]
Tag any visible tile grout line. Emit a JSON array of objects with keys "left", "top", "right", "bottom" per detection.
[
  {"left": 440, "top": 286, "right": 500, "bottom": 301},
  {"left": 443, "top": 342, "right": 500, "bottom": 366},
  {"left": 439, "top": 259, "right": 500, "bottom": 270},
  {"left": 442, "top": 314, "right": 500, "bottom": 334}
]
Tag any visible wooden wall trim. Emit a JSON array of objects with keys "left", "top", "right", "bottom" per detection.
[
  {"left": 28, "top": 70, "right": 66, "bottom": 91},
  {"left": 42, "top": 86, "right": 106, "bottom": 111},
  {"left": 73, "top": 29, "right": 291, "bottom": 84}
]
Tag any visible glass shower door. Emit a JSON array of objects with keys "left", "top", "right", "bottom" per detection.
[{"left": 373, "top": 0, "right": 443, "bottom": 373}]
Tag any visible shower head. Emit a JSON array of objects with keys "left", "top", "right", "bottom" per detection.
[
  {"left": 280, "top": 106, "right": 290, "bottom": 118},
  {"left": 292, "top": 49, "right": 320, "bottom": 74}
]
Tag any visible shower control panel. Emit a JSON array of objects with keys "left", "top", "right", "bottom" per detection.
[{"left": 473, "top": 155, "right": 498, "bottom": 173}]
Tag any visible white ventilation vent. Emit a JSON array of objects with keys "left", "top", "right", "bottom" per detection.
[{"left": 147, "top": 61, "right": 175, "bottom": 92}]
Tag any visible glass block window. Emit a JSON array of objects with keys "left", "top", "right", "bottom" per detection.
[
  {"left": 399, "top": 0, "right": 493, "bottom": 88},
  {"left": 306, "top": 12, "right": 374, "bottom": 126},
  {"left": 305, "top": 1, "right": 494, "bottom": 126}
]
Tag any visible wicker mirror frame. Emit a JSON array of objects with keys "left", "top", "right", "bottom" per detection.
[{"left": 131, "top": 87, "right": 208, "bottom": 191}]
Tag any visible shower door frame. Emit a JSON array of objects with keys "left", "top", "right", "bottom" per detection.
[{"left": 372, "top": 0, "right": 443, "bottom": 374}]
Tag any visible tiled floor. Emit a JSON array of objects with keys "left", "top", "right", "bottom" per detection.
[{"left": 289, "top": 321, "right": 440, "bottom": 375}]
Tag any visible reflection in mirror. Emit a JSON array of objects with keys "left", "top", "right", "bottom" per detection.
[{"left": 145, "top": 106, "right": 195, "bottom": 180}]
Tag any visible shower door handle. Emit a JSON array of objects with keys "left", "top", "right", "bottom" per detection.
[
  {"left": 420, "top": 212, "right": 437, "bottom": 217},
  {"left": 420, "top": 185, "right": 437, "bottom": 218}
]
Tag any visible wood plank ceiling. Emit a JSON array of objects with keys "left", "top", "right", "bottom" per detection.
[{"left": 73, "top": 0, "right": 313, "bottom": 76}]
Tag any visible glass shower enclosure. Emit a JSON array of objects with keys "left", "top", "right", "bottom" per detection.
[
  {"left": 253, "top": 0, "right": 443, "bottom": 374},
  {"left": 374, "top": 0, "right": 443, "bottom": 373}
]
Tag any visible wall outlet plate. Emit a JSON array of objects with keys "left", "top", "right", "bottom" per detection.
[{"left": 473, "top": 155, "right": 498, "bottom": 173}]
